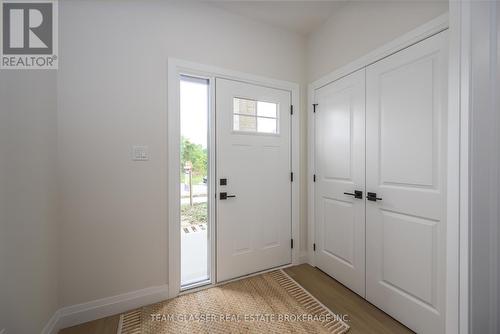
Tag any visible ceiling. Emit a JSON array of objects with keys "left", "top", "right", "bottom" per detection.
[{"left": 206, "top": 1, "right": 347, "bottom": 36}]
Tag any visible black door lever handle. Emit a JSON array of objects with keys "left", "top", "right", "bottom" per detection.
[
  {"left": 220, "top": 192, "right": 236, "bottom": 200},
  {"left": 367, "top": 192, "right": 382, "bottom": 201},
  {"left": 344, "top": 190, "right": 363, "bottom": 199}
]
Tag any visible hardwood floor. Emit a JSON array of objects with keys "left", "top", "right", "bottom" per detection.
[
  {"left": 60, "top": 264, "right": 413, "bottom": 333},
  {"left": 284, "top": 264, "right": 413, "bottom": 334}
]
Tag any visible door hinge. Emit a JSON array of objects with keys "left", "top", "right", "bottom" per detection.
[
  {"left": 313, "top": 174, "right": 316, "bottom": 182},
  {"left": 313, "top": 243, "right": 316, "bottom": 251},
  {"left": 290, "top": 105, "right": 294, "bottom": 115},
  {"left": 290, "top": 172, "right": 294, "bottom": 182},
  {"left": 313, "top": 103, "right": 318, "bottom": 113},
  {"left": 291, "top": 238, "right": 294, "bottom": 249}
]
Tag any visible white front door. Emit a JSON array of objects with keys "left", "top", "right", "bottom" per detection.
[
  {"left": 365, "top": 31, "right": 448, "bottom": 334},
  {"left": 216, "top": 78, "right": 292, "bottom": 282},
  {"left": 314, "top": 69, "right": 366, "bottom": 297}
]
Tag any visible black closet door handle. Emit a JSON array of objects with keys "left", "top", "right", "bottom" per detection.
[
  {"left": 367, "top": 192, "right": 382, "bottom": 201},
  {"left": 343, "top": 190, "right": 363, "bottom": 199}
]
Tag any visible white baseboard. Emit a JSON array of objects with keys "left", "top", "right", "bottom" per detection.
[
  {"left": 42, "top": 284, "right": 169, "bottom": 334},
  {"left": 41, "top": 311, "right": 59, "bottom": 334}
]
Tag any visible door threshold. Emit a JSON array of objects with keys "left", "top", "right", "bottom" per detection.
[{"left": 181, "top": 278, "right": 211, "bottom": 292}]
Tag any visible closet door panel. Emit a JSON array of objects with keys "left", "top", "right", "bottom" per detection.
[
  {"left": 314, "top": 68, "right": 366, "bottom": 297},
  {"left": 365, "top": 31, "right": 448, "bottom": 334}
]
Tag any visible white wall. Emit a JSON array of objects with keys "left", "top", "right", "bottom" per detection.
[
  {"left": 58, "top": 0, "right": 306, "bottom": 307},
  {"left": 0, "top": 72, "right": 58, "bottom": 333},
  {"left": 307, "top": 0, "right": 449, "bottom": 81}
]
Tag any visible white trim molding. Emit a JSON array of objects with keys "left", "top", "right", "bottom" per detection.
[
  {"left": 42, "top": 285, "right": 168, "bottom": 334},
  {"left": 167, "top": 58, "right": 301, "bottom": 299},
  {"left": 41, "top": 312, "right": 59, "bottom": 334},
  {"left": 307, "top": 85, "right": 316, "bottom": 267},
  {"left": 447, "top": 2, "right": 467, "bottom": 334},
  {"left": 455, "top": 1, "right": 500, "bottom": 333}
]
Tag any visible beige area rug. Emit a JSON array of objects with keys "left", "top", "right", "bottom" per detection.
[{"left": 118, "top": 270, "right": 349, "bottom": 334}]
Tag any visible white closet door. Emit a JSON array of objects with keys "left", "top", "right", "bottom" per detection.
[
  {"left": 365, "top": 31, "right": 448, "bottom": 334},
  {"left": 314, "top": 69, "right": 366, "bottom": 297}
]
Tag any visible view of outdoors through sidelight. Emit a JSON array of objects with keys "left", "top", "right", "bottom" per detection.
[{"left": 180, "top": 75, "right": 209, "bottom": 287}]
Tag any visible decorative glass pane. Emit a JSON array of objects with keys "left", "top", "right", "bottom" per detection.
[
  {"left": 233, "top": 114, "right": 257, "bottom": 132},
  {"left": 233, "top": 98, "right": 256, "bottom": 116},
  {"left": 257, "top": 117, "right": 278, "bottom": 134},
  {"left": 257, "top": 101, "right": 277, "bottom": 118}
]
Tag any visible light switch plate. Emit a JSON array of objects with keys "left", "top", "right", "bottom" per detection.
[{"left": 132, "top": 145, "right": 149, "bottom": 161}]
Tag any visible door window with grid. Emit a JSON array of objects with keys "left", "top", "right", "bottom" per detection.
[{"left": 233, "top": 97, "right": 279, "bottom": 134}]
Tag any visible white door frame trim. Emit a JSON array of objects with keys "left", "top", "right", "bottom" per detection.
[
  {"left": 168, "top": 58, "right": 300, "bottom": 299},
  {"left": 307, "top": 12, "right": 466, "bottom": 334},
  {"left": 447, "top": 2, "right": 467, "bottom": 333},
  {"left": 450, "top": 1, "right": 499, "bottom": 333}
]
